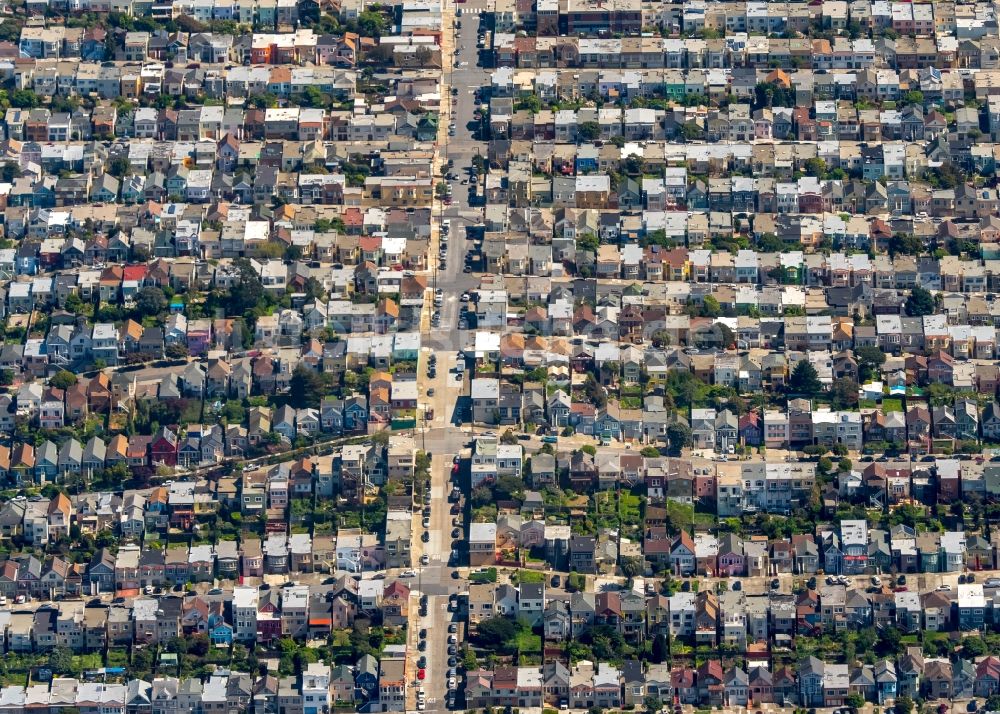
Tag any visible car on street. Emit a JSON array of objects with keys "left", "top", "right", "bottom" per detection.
[
  {"left": 417, "top": 669, "right": 426, "bottom": 679},
  {"left": 418, "top": 640, "right": 427, "bottom": 651},
  {"left": 420, "top": 629, "right": 427, "bottom": 639},
  {"left": 420, "top": 554, "right": 429, "bottom": 565},
  {"left": 427, "top": 388, "right": 435, "bottom": 396},
  {"left": 452, "top": 528, "right": 460, "bottom": 538},
  {"left": 448, "top": 657, "right": 458, "bottom": 667},
  {"left": 417, "top": 657, "right": 426, "bottom": 668},
  {"left": 448, "top": 623, "right": 458, "bottom": 633}
]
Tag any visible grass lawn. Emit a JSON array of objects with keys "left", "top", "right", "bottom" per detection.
[
  {"left": 73, "top": 654, "right": 103, "bottom": 672},
  {"left": 515, "top": 569, "right": 546, "bottom": 584},
  {"left": 619, "top": 492, "right": 642, "bottom": 524},
  {"left": 883, "top": 398, "right": 903, "bottom": 412},
  {"left": 516, "top": 629, "right": 542, "bottom": 655},
  {"left": 469, "top": 567, "right": 498, "bottom": 584}
]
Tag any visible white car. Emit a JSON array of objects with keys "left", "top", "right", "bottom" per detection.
[
  {"left": 421, "top": 554, "right": 430, "bottom": 565},
  {"left": 937, "top": 584, "right": 952, "bottom": 591},
  {"left": 401, "top": 570, "right": 417, "bottom": 578},
  {"left": 448, "top": 634, "right": 457, "bottom": 644},
  {"left": 448, "top": 677, "right": 456, "bottom": 689}
]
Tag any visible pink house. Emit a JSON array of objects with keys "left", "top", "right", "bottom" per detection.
[
  {"left": 717, "top": 533, "right": 746, "bottom": 577},
  {"left": 186, "top": 319, "right": 213, "bottom": 356}
]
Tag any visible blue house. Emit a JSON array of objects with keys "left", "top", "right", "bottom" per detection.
[
  {"left": 354, "top": 654, "right": 378, "bottom": 702},
  {"left": 208, "top": 614, "right": 233, "bottom": 646}
]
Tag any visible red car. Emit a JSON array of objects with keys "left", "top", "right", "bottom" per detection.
[{"left": 417, "top": 669, "right": 426, "bottom": 680}]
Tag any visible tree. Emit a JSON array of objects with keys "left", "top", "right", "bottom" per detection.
[
  {"left": 566, "top": 572, "right": 585, "bottom": 592},
  {"left": 789, "top": 360, "right": 821, "bottom": 395},
  {"left": 838, "top": 458, "right": 853, "bottom": 473},
  {"left": 107, "top": 157, "right": 130, "bottom": 178},
  {"left": 135, "top": 286, "right": 168, "bottom": 318},
  {"left": 0, "top": 369, "right": 14, "bottom": 386},
  {"left": 47, "top": 646, "right": 75, "bottom": 674},
  {"left": 666, "top": 421, "right": 692, "bottom": 456},
  {"left": 845, "top": 694, "right": 865, "bottom": 710},
  {"left": 895, "top": 695, "right": 914, "bottom": 714},
  {"left": 289, "top": 364, "right": 325, "bottom": 409},
  {"left": 165, "top": 342, "right": 189, "bottom": 359},
  {"left": 49, "top": 370, "right": 78, "bottom": 390},
  {"left": 830, "top": 377, "right": 859, "bottom": 410},
  {"left": 475, "top": 616, "right": 517, "bottom": 650},
  {"left": 961, "top": 635, "right": 987, "bottom": 658},
  {"left": 701, "top": 295, "right": 721, "bottom": 318},
  {"left": 887, "top": 232, "right": 923, "bottom": 257},
  {"left": 578, "top": 121, "right": 601, "bottom": 142},
  {"left": 651, "top": 633, "right": 669, "bottom": 663},
  {"left": 620, "top": 556, "right": 643, "bottom": 578},
  {"left": 855, "top": 345, "right": 886, "bottom": 382},
  {"left": 804, "top": 157, "right": 827, "bottom": 178},
  {"left": 755, "top": 232, "right": 785, "bottom": 252},
  {"left": 905, "top": 286, "right": 935, "bottom": 317},
  {"left": 358, "top": 8, "right": 387, "bottom": 36},
  {"left": 679, "top": 122, "right": 703, "bottom": 140},
  {"left": 577, "top": 232, "right": 599, "bottom": 254}
]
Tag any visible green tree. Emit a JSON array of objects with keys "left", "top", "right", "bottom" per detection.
[
  {"left": 855, "top": 345, "right": 887, "bottom": 382},
  {"left": 577, "top": 232, "right": 599, "bottom": 253},
  {"left": 577, "top": 121, "right": 601, "bottom": 142},
  {"left": 789, "top": 360, "right": 821, "bottom": 395},
  {"left": 904, "top": 286, "right": 935, "bottom": 317},
  {"left": 804, "top": 157, "right": 827, "bottom": 178},
  {"left": 47, "top": 647, "right": 75, "bottom": 675},
  {"left": 961, "top": 636, "right": 987, "bottom": 657},
  {"left": 755, "top": 232, "right": 785, "bottom": 252},
  {"left": 475, "top": 616, "right": 517, "bottom": 650},
  {"left": 135, "top": 286, "right": 168, "bottom": 318},
  {"left": 701, "top": 295, "right": 721, "bottom": 318},
  {"left": 49, "top": 370, "right": 78, "bottom": 390},
  {"left": 895, "top": 695, "right": 914, "bottom": 714},
  {"left": 651, "top": 633, "right": 669, "bottom": 663},
  {"left": 289, "top": 364, "right": 325, "bottom": 409},
  {"left": 830, "top": 377, "right": 859, "bottom": 409},
  {"left": 107, "top": 156, "right": 130, "bottom": 178},
  {"left": 887, "top": 233, "right": 923, "bottom": 257},
  {"left": 666, "top": 421, "right": 692, "bottom": 456},
  {"left": 358, "top": 9, "right": 387, "bottom": 36}
]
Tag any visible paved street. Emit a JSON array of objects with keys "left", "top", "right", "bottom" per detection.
[{"left": 406, "top": 1, "right": 491, "bottom": 709}]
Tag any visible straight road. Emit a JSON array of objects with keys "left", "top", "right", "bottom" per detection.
[{"left": 408, "top": 2, "right": 492, "bottom": 711}]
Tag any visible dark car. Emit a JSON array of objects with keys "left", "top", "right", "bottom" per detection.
[
  {"left": 551, "top": 575, "right": 561, "bottom": 587},
  {"left": 417, "top": 656, "right": 427, "bottom": 668},
  {"left": 419, "top": 629, "right": 427, "bottom": 639},
  {"left": 771, "top": 578, "right": 780, "bottom": 590},
  {"left": 452, "top": 570, "right": 461, "bottom": 579},
  {"left": 452, "top": 528, "right": 460, "bottom": 538}
]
